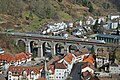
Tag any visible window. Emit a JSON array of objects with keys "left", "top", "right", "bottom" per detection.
[
  {"left": 31, "top": 72, "right": 34, "bottom": 79},
  {"left": 9, "top": 72, "right": 12, "bottom": 75}
]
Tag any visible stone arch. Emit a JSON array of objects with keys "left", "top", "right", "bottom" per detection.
[
  {"left": 17, "top": 39, "right": 26, "bottom": 52},
  {"left": 55, "top": 43, "right": 65, "bottom": 55},
  {"left": 42, "top": 41, "right": 52, "bottom": 58},
  {"left": 68, "top": 44, "right": 79, "bottom": 53},
  {"left": 29, "top": 40, "right": 39, "bottom": 57}
]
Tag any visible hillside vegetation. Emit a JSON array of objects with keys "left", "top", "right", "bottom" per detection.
[
  {"left": 0, "top": 0, "right": 120, "bottom": 54},
  {"left": 0, "top": 0, "right": 120, "bottom": 32}
]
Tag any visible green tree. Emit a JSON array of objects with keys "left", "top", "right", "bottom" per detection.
[
  {"left": 88, "top": 2, "right": 94, "bottom": 12},
  {"left": 93, "top": 19, "right": 99, "bottom": 33}
]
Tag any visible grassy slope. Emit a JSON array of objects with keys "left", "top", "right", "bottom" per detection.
[{"left": 0, "top": 0, "right": 120, "bottom": 54}]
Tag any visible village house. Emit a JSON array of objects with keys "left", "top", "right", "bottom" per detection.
[
  {"left": 58, "top": 52, "right": 75, "bottom": 73},
  {"left": 96, "top": 48, "right": 109, "bottom": 68},
  {"left": 8, "top": 65, "right": 43, "bottom": 80},
  {"left": 85, "top": 16, "right": 94, "bottom": 25},
  {"left": 107, "top": 19, "right": 119, "bottom": 29},
  {"left": 109, "top": 63, "right": 120, "bottom": 74},
  {"left": 0, "top": 48, "right": 4, "bottom": 54},
  {"left": 0, "top": 52, "right": 31, "bottom": 70},
  {"left": 81, "top": 54, "right": 95, "bottom": 80},
  {"left": 108, "top": 13, "right": 120, "bottom": 20},
  {"left": 54, "top": 63, "right": 68, "bottom": 80}
]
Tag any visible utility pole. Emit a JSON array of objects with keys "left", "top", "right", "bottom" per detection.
[{"left": 45, "top": 53, "right": 49, "bottom": 80}]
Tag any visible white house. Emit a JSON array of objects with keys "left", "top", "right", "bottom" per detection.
[
  {"left": 109, "top": 63, "right": 120, "bottom": 74},
  {"left": 0, "top": 52, "right": 31, "bottom": 70},
  {"left": 111, "top": 19, "right": 119, "bottom": 29},
  {"left": 54, "top": 63, "right": 68, "bottom": 80},
  {"left": 59, "top": 53, "right": 75, "bottom": 73},
  {"left": 108, "top": 14, "right": 120, "bottom": 20},
  {"left": 8, "top": 65, "right": 43, "bottom": 80},
  {"left": 0, "top": 48, "right": 4, "bottom": 54},
  {"left": 85, "top": 16, "right": 94, "bottom": 25},
  {"left": 96, "top": 57, "right": 109, "bottom": 67}
]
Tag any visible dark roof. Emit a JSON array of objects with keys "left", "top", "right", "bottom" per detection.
[
  {"left": 90, "top": 34, "right": 120, "bottom": 39},
  {"left": 55, "top": 63, "right": 67, "bottom": 69},
  {"left": 110, "top": 63, "right": 118, "bottom": 67}
]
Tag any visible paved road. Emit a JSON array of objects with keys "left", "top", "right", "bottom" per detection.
[{"left": 70, "top": 62, "right": 83, "bottom": 80}]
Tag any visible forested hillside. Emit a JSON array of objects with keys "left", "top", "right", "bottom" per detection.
[
  {"left": 0, "top": 0, "right": 120, "bottom": 54},
  {"left": 0, "top": 0, "right": 120, "bottom": 32}
]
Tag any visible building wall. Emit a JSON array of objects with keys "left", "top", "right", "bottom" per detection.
[
  {"left": 112, "top": 22, "right": 118, "bottom": 29},
  {"left": 109, "top": 66, "right": 120, "bottom": 74},
  {"left": 55, "top": 69, "right": 68, "bottom": 80},
  {"left": 110, "top": 15, "right": 119, "bottom": 20},
  {"left": 96, "top": 57, "right": 109, "bottom": 67}
]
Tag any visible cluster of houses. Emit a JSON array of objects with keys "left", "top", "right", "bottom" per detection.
[
  {"left": 0, "top": 46, "right": 120, "bottom": 80},
  {"left": 84, "top": 13, "right": 120, "bottom": 30},
  {"left": 39, "top": 13, "right": 120, "bottom": 40},
  {"left": 5, "top": 47, "right": 96, "bottom": 80},
  {"left": 0, "top": 52, "right": 31, "bottom": 70},
  {"left": 42, "top": 22, "right": 68, "bottom": 35}
]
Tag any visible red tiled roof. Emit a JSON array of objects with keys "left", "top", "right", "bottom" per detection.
[
  {"left": 8, "top": 65, "right": 43, "bottom": 76},
  {"left": 64, "top": 53, "right": 74, "bottom": 64},
  {"left": 83, "top": 54, "right": 95, "bottom": 64},
  {"left": 0, "top": 54, "right": 15, "bottom": 62},
  {"left": 0, "top": 52, "right": 31, "bottom": 63},
  {"left": 15, "top": 52, "right": 30, "bottom": 61}
]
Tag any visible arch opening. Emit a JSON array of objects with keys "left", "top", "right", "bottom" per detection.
[
  {"left": 69, "top": 45, "right": 78, "bottom": 53},
  {"left": 17, "top": 40, "right": 26, "bottom": 52},
  {"left": 30, "top": 41, "right": 38, "bottom": 58},
  {"left": 55, "top": 43, "right": 64, "bottom": 56},
  {"left": 42, "top": 42, "right": 52, "bottom": 58}
]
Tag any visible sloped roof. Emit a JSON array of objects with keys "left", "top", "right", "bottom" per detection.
[
  {"left": 83, "top": 54, "right": 95, "bottom": 64},
  {"left": 0, "top": 54, "right": 15, "bottom": 62},
  {"left": 47, "top": 56, "right": 61, "bottom": 65},
  {"left": 0, "top": 52, "right": 31, "bottom": 62},
  {"left": 80, "top": 48, "right": 89, "bottom": 54},
  {"left": 8, "top": 65, "right": 43, "bottom": 76},
  {"left": 55, "top": 63, "right": 67, "bottom": 69},
  {"left": 64, "top": 53, "right": 74, "bottom": 64},
  {"left": 73, "top": 51, "right": 81, "bottom": 57}
]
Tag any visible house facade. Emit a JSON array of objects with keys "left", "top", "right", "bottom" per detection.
[
  {"left": 8, "top": 65, "right": 43, "bottom": 80},
  {"left": 0, "top": 52, "right": 31, "bottom": 70},
  {"left": 109, "top": 63, "right": 120, "bottom": 74},
  {"left": 54, "top": 63, "right": 68, "bottom": 80}
]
